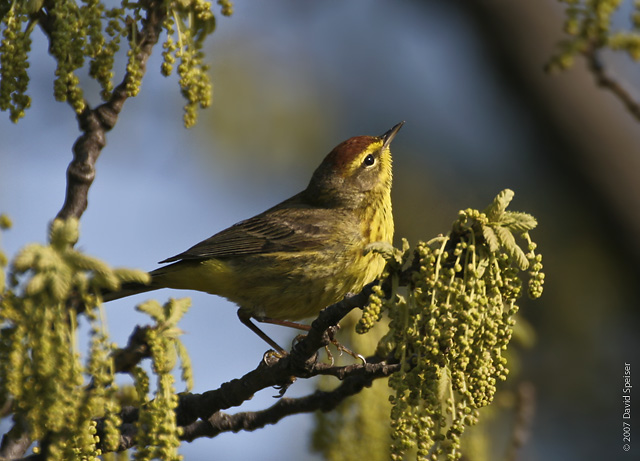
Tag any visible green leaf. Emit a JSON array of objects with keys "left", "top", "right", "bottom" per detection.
[
  {"left": 155, "top": 341, "right": 178, "bottom": 373},
  {"left": 92, "top": 271, "right": 121, "bottom": 292},
  {"left": 499, "top": 211, "right": 538, "bottom": 232},
  {"left": 25, "top": 272, "right": 46, "bottom": 296},
  {"left": 112, "top": 268, "right": 151, "bottom": 285},
  {"left": 164, "top": 298, "right": 191, "bottom": 326},
  {"left": 161, "top": 326, "right": 185, "bottom": 340},
  {"left": 50, "top": 269, "right": 72, "bottom": 300},
  {"left": 474, "top": 255, "right": 491, "bottom": 279},
  {"left": 481, "top": 226, "right": 500, "bottom": 252},
  {"left": 136, "top": 300, "right": 165, "bottom": 322},
  {"left": 484, "top": 189, "right": 514, "bottom": 221},
  {"left": 66, "top": 251, "right": 112, "bottom": 274},
  {"left": 494, "top": 226, "right": 529, "bottom": 270},
  {"left": 11, "top": 244, "right": 40, "bottom": 272},
  {"left": 437, "top": 365, "right": 451, "bottom": 403},
  {"left": 175, "top": 340, "right": 193, "bottom": 391}
]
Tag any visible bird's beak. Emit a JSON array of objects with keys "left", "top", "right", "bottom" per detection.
[{"left": 380, "top": 121, "right": 405, "bottom": 150}]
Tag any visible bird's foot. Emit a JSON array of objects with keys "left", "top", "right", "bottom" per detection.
[
  {"left": 326, "top": 328, "right": 366, "bottom": 365},
  {"left": 363, "top": 241, "right": 395, "bottom": 259}
]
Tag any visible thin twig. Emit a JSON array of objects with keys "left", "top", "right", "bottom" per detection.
[{"left": 584, "top": 47, "right": 640, "bottom": 122}]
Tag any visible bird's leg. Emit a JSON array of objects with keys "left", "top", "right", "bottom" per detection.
[
  {"left": 260, "top": 315, "right": 366, "bottom": 363},
  {"left": 238, "top": 311, "right": 365, "bottom": 364},
  {"left": 262, "top": 314, "right": 365, "bottom": 364},
  {"left": 255, "top": 317, "right": 311, "bottom": 332},
  {"left": 237, "top": 309, "right": 288, "bottom": 354},
  {"left": 256, "top": 317, "right": 345, "bottom": 363}
]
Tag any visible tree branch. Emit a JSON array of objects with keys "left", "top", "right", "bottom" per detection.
[
  {"left": 584, "top": 47, "right": 640, "bottom": 122},
  {"left": 15, "top": 252, "right": 419, "bottom": 457},
  {"left": 173, "top": 284, "right": 385, "bottom": 425},
  {"left": 112, "top": 325, "right": 152, "bottom": 374},
  {"left": 106, "top": 357, "right": 400, "bottom": 451},
  {"left": 35, "top": 1, "right": 168, "bottom": 221},
  {"left": 180, "top": 359, "right": 397, "bottom": 442},
  {"left": 97, "top": 282, "right": 402, "bottom": 452},
  {"left": 0, "top": 415, "right": 31, "bottom": 460}
]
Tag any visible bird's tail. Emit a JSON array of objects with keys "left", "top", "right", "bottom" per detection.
[
  {"left": 101, "top": 280, "right": 157, "bottom": 302},
  {"left": 101, "top": 260, "right": 195, "bottom": 302}
]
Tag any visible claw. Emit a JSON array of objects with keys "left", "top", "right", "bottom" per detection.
[
  {"left": 326, "top": 328, "right": 367, "bottom": 364},
  {"left": 332, "top": 341, "right": 367, "bottom": 364},
  {"left": 273, "top": 375, "right": 296, "bottom": 397},
  {"left": 324, "top": 345, "right": 335, "bottom": 366},
  {"left": 364, "top": 241, "right": 395, "bottom": 259},
  {"left": 262, "top": 349, "right": 287, "bottom": 366},
  {"left": 290, "top": 327, "right": 365, "bottom": 365},
  {"left": 292, "top": 334, "right": 307, "bottom": 348}
]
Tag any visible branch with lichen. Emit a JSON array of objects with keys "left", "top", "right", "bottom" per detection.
[{"left": 547, "top": 0, "right": 640, "bottom": 122}]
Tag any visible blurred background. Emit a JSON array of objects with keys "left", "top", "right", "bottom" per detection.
[{"left": 1, "top": 1, "right": 639, "bottom": 460}]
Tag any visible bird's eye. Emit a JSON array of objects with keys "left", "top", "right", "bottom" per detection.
[{"left": 363, "top": 154, "right": 376, "bottom": 167}]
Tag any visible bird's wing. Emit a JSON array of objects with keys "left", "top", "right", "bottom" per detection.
[{"left": 159, "top": 205, "right": 354, "bottom": 263}]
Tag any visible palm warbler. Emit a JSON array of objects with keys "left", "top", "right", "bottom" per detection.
[{"left": 104, "top": 122, "right": 403, "bottom": 351}]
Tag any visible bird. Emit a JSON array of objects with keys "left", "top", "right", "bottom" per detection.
[{"left": 103, "top": 122, "right": 404, "bottom": 352}]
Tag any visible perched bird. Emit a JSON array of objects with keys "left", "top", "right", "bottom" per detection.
[{"left": 104, "top": 122, "right": 403, "bottom": 352}]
